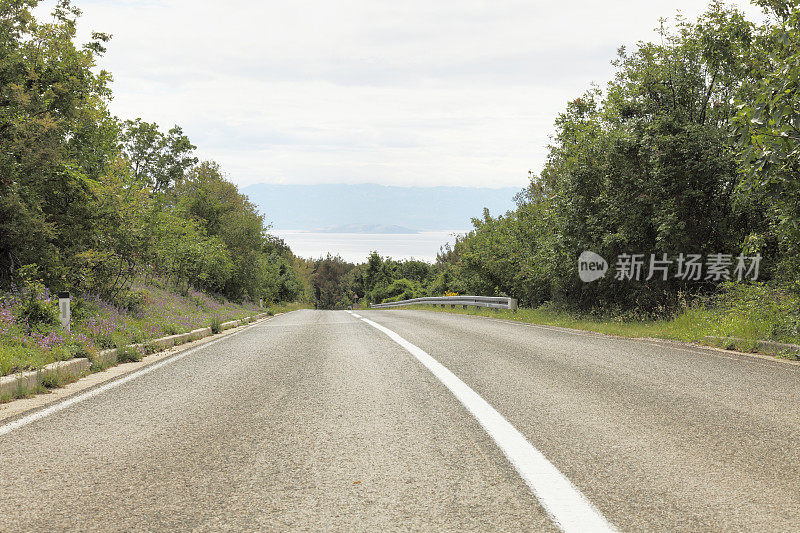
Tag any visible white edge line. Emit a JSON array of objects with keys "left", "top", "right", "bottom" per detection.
[
  {"left": 346, "top": 310, "right": 616, "bottom": 533},
  {"left": 0, "top": 320, "right": 264, "bottom": 437}
]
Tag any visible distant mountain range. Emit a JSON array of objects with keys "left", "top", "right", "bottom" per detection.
[{"left": 242, "top": 183, "right": 521, "bottom": 231}]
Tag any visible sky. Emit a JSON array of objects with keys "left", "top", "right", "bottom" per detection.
[{"left": 41, "top": 0, "right": 765, "bottom": 189}]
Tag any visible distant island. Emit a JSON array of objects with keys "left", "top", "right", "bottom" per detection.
[{"left": 315, "top": 224, "right": 419, "bottom": 234}]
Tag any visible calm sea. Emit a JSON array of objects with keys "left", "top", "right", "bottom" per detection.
[{"left": 273, "top": 230, "right": 469, "bottom": 262}]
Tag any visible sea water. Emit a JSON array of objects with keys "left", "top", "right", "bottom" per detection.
[{"left": 272, "top": 230, "right": 468, "bottom": 262}]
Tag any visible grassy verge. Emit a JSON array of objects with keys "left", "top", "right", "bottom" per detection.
[
  {"left": 395, "top": 283, "right": 800, "bottom": 360},
  {"left": 0, "top": 282, "right": 308, "bottom": 377}
]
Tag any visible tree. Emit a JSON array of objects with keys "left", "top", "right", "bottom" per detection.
[
  {"left": 734, "top": 1, "right": 800, "bottom": 287},
  {"left": 445, "top": 2, "right": 764, "bottom": 313},
  {"left": 119, "top": 119, "right": 197, "bottom": 191},
  {"left": 0, "top": 0, "right": 115, "bottom": 287},
  {"left": 312, "top": 255, "right": 354, "bottom": 309}
]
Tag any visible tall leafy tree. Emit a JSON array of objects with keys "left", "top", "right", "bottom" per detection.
[
  {"left": 119, "top": 119, "right": 197, "bottom": 191},
  {"left": 735, "top": 0, "right": 800, "bottom": 287},
  {"left": 0, "top": 0, "right": 114, "bottom": 287}
]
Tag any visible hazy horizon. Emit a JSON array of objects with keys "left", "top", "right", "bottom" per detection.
[
  {"left": 274, "top": 229, "right": 466, "bottom": 263},
  {"left": 244, "top": 182, "right": 519, "bottom": 233}
]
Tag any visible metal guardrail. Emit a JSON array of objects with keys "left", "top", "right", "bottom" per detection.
[{"left": 370, "top": 295, "right": 518, "bottom": 311}]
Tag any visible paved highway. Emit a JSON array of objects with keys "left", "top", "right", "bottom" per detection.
[{"left": 1, "top": 309, "right": 798, "bottom": 531}]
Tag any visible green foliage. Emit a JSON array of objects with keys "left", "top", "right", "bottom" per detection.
[
  {"left": 345, "top": 251, "right": 441, "bottom": 305},
  {"left": 0, "top": 1, "right": 308, "bottom": 310},
  {"left": 12, "top": 266, "right": 60, "bottom": 329},
  {"left": 376, "top": 278, "right": 425, "bottom": 303},
  {"left": 733, "top": 2, "right": 800, "bottom": 288},
  {"left": 0, "top": 0, "right": 115, "bottom": 290},
  {"left": 39, "top": 372, "right": 66, "bottom": 390},
  {"left": 528, "top": 6, "right": 755, "bottom": 311},
  {"left": 143, "top": 341, "right": 161, "bottom": 355},
  {"left": 0, "top": 279, "right": 268, "bottom": 377},
  {"left": 119, "top": 119, "right": 198, "bottom": 191},
  {"left": 210, "top": 316, "right": 222, "bottom": 334},
  {"left": 116, "top": 345, "right": 142, "bottom": 363},
  {"left": 312, "top": 255, "right": 355, "bottom": 309}
]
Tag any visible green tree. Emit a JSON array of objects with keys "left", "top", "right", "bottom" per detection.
[
  {"left": 0, "top": 0, "right": 115, "bottom": 287},
  {"left": 119, "top": 119, "right": 197, "bottom": 191},
  {"left": 734, "top": 0, "right": 800, "bottom": 287},
  {"left": 312, "top": 255, "right": 355, "bottom": 309}
]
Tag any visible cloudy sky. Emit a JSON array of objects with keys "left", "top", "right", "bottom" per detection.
[{"left": 44, "top": 0, "right": 764, "bottom": 189}]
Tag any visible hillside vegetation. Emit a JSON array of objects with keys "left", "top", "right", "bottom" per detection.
[{"left": 0, "top": 1, "right": 310, "bottom": 375}]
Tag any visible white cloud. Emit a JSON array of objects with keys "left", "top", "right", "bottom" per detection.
[{"left": 40, "top": 0, "right": 765, "bottom": 188}]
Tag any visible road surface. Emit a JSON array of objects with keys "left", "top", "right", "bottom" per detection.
[{"left": 1, "top": 309, "right": 798, "bottom": 531}]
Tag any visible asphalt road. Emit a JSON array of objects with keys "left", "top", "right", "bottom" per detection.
[{"left": 1, "top": 309, "right": 798, "bottom": 532}]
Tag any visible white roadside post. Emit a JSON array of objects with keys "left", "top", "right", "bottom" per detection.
[
  {"left": 58, "top": 292, "right": 71, "bottom": 333},
  {"left": 259, "top": 298, "right": 263, "bottom": 308}
]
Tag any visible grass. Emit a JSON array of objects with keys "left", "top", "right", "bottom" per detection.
[
  {"left": 0, "top": 281, "right": 309, "bottom": 377},
  {"left": 397, "top": 283, "right": 800, "bottom": 359},
  {"left": 115, "top": 345, "right": 143, "bottom": 364}
]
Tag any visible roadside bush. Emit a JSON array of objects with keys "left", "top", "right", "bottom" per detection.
[
  {"left": 64, "top": 341, "right": 90, "bottom": 359},
  {"left": 15, "top": 295, "right": 59, "bottom": 330},
  {"left": 128, "top": 330, "right": 147, "bottom": 344},
  {"left": 95, "top": 331, "right": 116, "bottom": 349},
  {"left": 210, "top": 316, "right": 222, "bottom": 334},
  {"left": 12, "top": 281, "right": 60, "bottom": 331},
  {"left": 39, "top": 373, "right": 65, "bottom": 389},
  {"left": 116, "top": 345, "right": 143, "bottom": 363},
  {"left": 114, "top": 288, "right": 147, "bottom": 316},
  {"left": 0, "top": 345, "right": 22, "bottom": 375},
  {"left": 143, "top": 341, "right": 160, "bottom": 355},
  {"left": 69, "top": 297, "right": 93, "bottom": 322},
  {"left": 671, "top": 282, "right": 800, "bottom": 344},
  {"left": 376, "top": 278, "right": 424, "bottom": 303}
]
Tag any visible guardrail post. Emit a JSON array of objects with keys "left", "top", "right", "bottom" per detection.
[{"left": 370, "top": 295, "right": 519, "bottom": 312}]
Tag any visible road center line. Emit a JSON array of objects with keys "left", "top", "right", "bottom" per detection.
[
  {"left": 0, "top": 320, "right": 262, "bottom": 437},
  {"left": 347, "top": 310, "right": 616, "bottom": 533}
]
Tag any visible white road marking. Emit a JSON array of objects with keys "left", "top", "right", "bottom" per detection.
[
  {"left": 0, "top": 321, "right": 261, "bottom": 437},
  {"left": 348, "top": 310, "right": 616, "bottom": 533},
  {"left": 260, "top": 322, "right": 356, "bottom": 327}
]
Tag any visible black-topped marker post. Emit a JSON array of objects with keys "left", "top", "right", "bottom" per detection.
[{"left": 58, "top": 291, "right": 71, "bottom": 333}]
